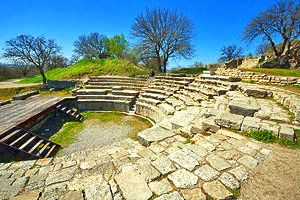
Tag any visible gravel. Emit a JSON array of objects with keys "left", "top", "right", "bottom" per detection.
[{"left": 60, "top": 124, "right": 133, "bottom": 156}]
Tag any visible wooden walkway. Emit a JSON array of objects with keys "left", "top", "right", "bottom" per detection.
[{"left": 0, "top": 96, "right": 63, "bottom": 135}]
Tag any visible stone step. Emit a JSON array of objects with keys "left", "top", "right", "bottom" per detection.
[
  {"left": 89, "top": 76, "right": 147, "bottom": 81},
  {"left": 112, "top": 90, "right": 140, "bottom": 97},
  {"left": 141, "top": 93, "right": 168, "bottom": 101},
  {"left": 138, "top": 97, "right": 161, "bottom": 106},
  {"left": 194, "top": 79, "right": 238, "bottom": 91},
  {"left": 77, "top": 99, "right": 132, "bottom": 112},
  {"left": 158, "top": 103, "right": 175, "bottom": 115},
  {"left": 44, "top": 144, "right": 58, "bottom": 158},
  {"left": 153, "top": 82, "right": 182, "bottom": 89},
  {"left": 165, "top": 97, "right": 185, "bottom": 108},
  {"left": 142, "top": 88, "right": 172, "bottom": 96},
  {"left": 155, "top": 76, "right": 195, "bottom": 82},
  {"left": 138, "top": 126, "right": 175, "bottom": 146},
  {"left": 77, "top": 94, "right": 135, "bottom": 102},
  {"left": 76, "top": 89, "right": 109, "bottom": 95},
  {"left": 28, "top": 139, "right": 44, "bottom": 154},
  {"left": 86, "top": 85, "right": 144, "bottom": 91},
  {"left": 154, "top": 78, "right": 191, "bottom": 86},
  {"left": 173, "top": 93, "right": 200, "bottom": 107},
  {"left": 147, "top": 85, "right": 178, "bottom": 93},
  {"left": 135, "top": 102, "right": 165, "bottom": 123},
  {"left": 184, "top": 86, "right": 217, "bottom": 99},
  {"left": 87, "top": 81, "right": 146, "bottom": 87},
  {"left": 169, "top": 107, "right": 201, "bottom": 129}
]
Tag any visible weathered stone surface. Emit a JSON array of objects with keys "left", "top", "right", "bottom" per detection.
[
  {"left": 155, "top": 192, "right": 184, "bottom": 200},
  {"left": 194, "top": 139, "right": 216, "bottom": 152},
  {"left": 217, "top": 149, "right": 240, "bottom": 160},
  {"left": 138, "top": 126, "right": 175, "bottom": 147},
  {"left": 202, "top": 117, "right": 220, "bottom": 133},
  {"left": 260, "top": 121, "right": 280, "bottom": 136},
  {"left": 218, "top": 172, "right": 240, "bottom": 189},
  {"left": 149, "top": 179, "right": 173, "bottom": 196},
  {"left": 60, "top": 190, "right": 84, "bottom": 200},
  {"left": 279, "top": 125, "right": 295, "bottom": 141},
  {"left": 181, "top": 188, "right": 206, "bottom": 200},
  {"left": 203, "top": 180, "right": 233, "bottom": 200},
  {"left": 114, "top": 171, "right": 153, "bottom": 200},
  {"left": 168, "top": 169, "right": 198, "bottom": 188},
  {"left": 238, "top": 155, "right": 258, "bottom": 169},
  {"left": 206, "top": 154, "right": 231, "bottom": 171},
  {"left": 168, "top": 149, "right": 199, "bottom": 171},
  {"left": 215, "top": 112, "right": 244, "bottom": 130},
  {"left": 241, "top": 86, "right": 268, "bottom": 98},
  {"left": 241, "top": 116, "right": 261, "bottom": 131},
  {"left": 229, "top": 99, "right": 260, "bottom": 117},
  {"left": 84, "top": 175, "right": 112, "bottom": 200},
  {"left": 217, "top": 129, "right": 245, "bottom": 140},
  {"left": 151, "top": 156, "right": 176, "bottom": 175},
  {"left": 137, "top": 162, "right": 161, "bottom": 183},
  {"left": 229, "top": 165, "right": 249, "bottom": 181},
  {"left": 80, "top": 161, "right": 97, "bottom": 170},
  {"left": 185, "top": 144, "right": 208, "bottom": 158},
  {"left": 194, "top": 164, "right": 220, "bottom": 181},
  {"left": 10, "top": 192, "right": 40, "bottom": 200},
  {"left": 45, "top": 166, "right": 77, "bottom": 186}
]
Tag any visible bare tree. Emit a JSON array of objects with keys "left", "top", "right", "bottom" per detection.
[
  {"left": 74, "top": 32, "right": 109, "bottom": 59},
  {"left": 14, "top": 61, "right": 33, "bottom": 77},
  {"left": 131, "top": 8, "right": 195, "bottom": 73},
  {"left": 218, "top": 44, "right": 243, "bottom": 62},
  {"left": 256, "top": 43, "right": 270, "bottom": 55},
  {"left": 3, "top": 35, "right": 61, "bottom": 84},
  {"left": 243, "top": 0, "right": 300, "bottom": 60},
  {"left": 46, "top": 55, "right": 68, "bottom": 70}
]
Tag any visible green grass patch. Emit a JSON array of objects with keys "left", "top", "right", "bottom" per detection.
[
  {"left": 50, "top": 112, "right": 152, "bottom": 149},
  {"left": 19, "top": 58, "right": 147, "bottom": 84},
  {"left": 0, "top": 85, "right": 40, "bottom": 100},
  {"left": 241, "top": 68, "right": 300, "bottom": 77},
  {"left": 170, "top": 67, "right": 206, "bottom": 74},
  {"left": 247, "top": 129, "right": 300, "bottom": 148},
  {"left": 50, "top": 121, "right": 84, "bottom": 148}
]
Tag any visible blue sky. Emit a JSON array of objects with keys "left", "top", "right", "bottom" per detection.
[{"left": 0, "top": 0, "right": 276, "bottom": 66}]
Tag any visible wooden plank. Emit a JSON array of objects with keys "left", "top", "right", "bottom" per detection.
[
  {"left": 19, "top": 136, "right": 36, "bottom": 150},
  {"left": 44, "top": 145, "right": 57, "bottom": 158},
  {"left": 28, "top": 139, "right": 44, "bottom": 154},
  {"left": 10, "top": 133, "right": 28, "bottom": 146},
  {"left": 36, "top": 142, "right": 50, "bottom": 157},
  {"left": 0, "top": 129, "right": 21, "bottom": 142}
]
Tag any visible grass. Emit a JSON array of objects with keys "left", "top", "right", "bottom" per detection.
[
  {"left": 49, "top": 112, "right": 152, "bottom": 148},
  {"left": 247, "top": 129, "right": 300, "bottom": 149},
  {"left": 170, "top": 67, "right": 206, "bottom": 74},
  {"left": 241, "top": 68, "right": 300, "bottom": 77},
  {"left": 0, "top": 85, "right": 40, "bottom": 100},
  {"left": 19, "top": 58, "right": 147, "bottom": 84}
]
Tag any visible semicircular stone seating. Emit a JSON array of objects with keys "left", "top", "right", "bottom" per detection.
[{"left": 3, "top": 74, "right": 300, "bottom": 200}]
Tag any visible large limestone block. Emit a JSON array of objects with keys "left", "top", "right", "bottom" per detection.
[
  {"left": 202, "top": 180, "right": 233, "bottom": 200},
  {"left": 279, "top": 125, "right": 295, "bottom": 141},
  {"left": 241, "top": 116, "right": 261, "bottom": 131},
  {"left": 114, "top": 171, "right": 153, "bottom": 200},
  {"left": 215, "top": 112, "right": 244, "bottom": 130},
  {"left": 228, "top": 100, "right": 260, "bottom": 117},
  {"left": 138, "top": 126, "right": 175, "bottom": 147}
]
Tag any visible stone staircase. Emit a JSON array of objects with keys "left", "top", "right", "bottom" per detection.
[
  {"left": 0, "top": 127, "right": 61, "bottom": 159},
  {"left": 75, "top": 76, "right": 146, "bottom": 112},
  {"left": 56, "top": 104, "right": 84, "bottom": 121}
]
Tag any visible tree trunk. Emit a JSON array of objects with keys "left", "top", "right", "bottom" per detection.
[{"left": 38, "top": 66, "right": 47, "bottom": 84}]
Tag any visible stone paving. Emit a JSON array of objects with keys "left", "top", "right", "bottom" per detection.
[{"left": 0, "top": 127, "right": 272, "bottom": 199}]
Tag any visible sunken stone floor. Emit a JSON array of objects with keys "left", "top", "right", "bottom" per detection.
[{"left": 0, "top": 129, "right": 271, "bottom": 200}]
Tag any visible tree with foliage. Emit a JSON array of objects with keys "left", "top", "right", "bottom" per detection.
[
  {"left": 108, "top": 34, "right": 128, "bottom": 59},
  {"left": 131, "top": 8, "right": 195, "bottom": 73},
  {"left": 3, "top": 35, "right": 61, "bottom": 84},
  {"left": 218, "top": 44, "right": 243, "bottom": 62},
  {"left": 74, "top": 32, "right": 109, "bottom": 59},
  {"left": 243, "top": 0, "right": 300, "bottom": 60}
]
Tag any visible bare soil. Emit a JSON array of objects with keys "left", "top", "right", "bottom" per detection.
[{"left": 239, "top": 143, "right": 300, "bottom": 200}]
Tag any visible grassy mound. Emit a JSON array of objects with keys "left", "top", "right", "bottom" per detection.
[
  {"left": 19, "top": 58, "right": 147, "bottom": 84},
  {"left": 241, "top": 68, "right": 300, "bottom": 77}
]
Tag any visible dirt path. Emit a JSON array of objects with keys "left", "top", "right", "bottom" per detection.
[
  {"left": 239, "top": 144, "right": 300, "bottom": 200},
  {"left": 0, "top": 79, "right": 40, "bottom": 88}
]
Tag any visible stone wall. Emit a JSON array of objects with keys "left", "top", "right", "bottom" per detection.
[
  {"left": 216, "top": 68, "right": 299, "bottom": 85},
  {"left": 45, "top": 80, "right": 77, "bottom": 90}
]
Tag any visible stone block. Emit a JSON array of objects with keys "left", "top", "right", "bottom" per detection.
[
  {"left": 215, "top": 112, "right": 244, "bottom": 130},
  {"left": 241, "top": 116, "right": 261, "bottom": 131}
]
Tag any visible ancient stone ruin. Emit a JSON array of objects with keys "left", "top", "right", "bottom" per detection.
[{"left": 0, "top": 73, "right": 299, "bottom": 199}]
